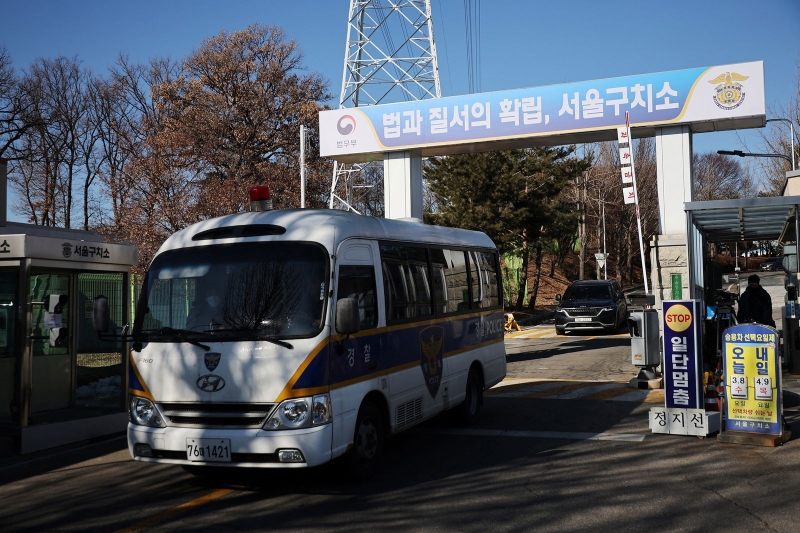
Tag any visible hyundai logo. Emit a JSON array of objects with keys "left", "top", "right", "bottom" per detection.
[
  {"left": 196, "top": 374, "right": 225, "bottom": 392},
  {"left": 337, "top": 115, "right": 356, "bottom": 135}
]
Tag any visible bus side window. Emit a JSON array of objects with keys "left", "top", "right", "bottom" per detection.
[
  {"left": 430, "top": 248, "right": 448, "bottom": 314},
  {"left": 337, "top": 266, "right": 378, "bottom": 329},
  {"left": 468, "top": 251, "right": 482, "bottom": 309},
  {"left": 406, "top": 246, "right": 432, "bottom": 318},
  {"left": 382, "top": 261, "right": 410, "bottom": 321},
  {"left": 476, "top": 251, "right": 500, "bottom": 308},
  {"left": 442, "top": 249, "right": 469, "bottom": 312}
]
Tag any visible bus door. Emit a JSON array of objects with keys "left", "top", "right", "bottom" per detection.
[{"left": 332, "top": 240, "right": 382, "bottom": 440}]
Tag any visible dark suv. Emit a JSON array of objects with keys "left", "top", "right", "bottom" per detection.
[{"left": 554, "top": 280, "right": 627, "bottom": 335}]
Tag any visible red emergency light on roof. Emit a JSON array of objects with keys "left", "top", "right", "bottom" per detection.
[{"left": 249, "top": 185, "right": 273, "bottom": 212}]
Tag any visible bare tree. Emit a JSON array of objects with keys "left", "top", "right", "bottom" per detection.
[
  {"left": 0, "top": 45, "right": 40, "bottom": 160},
  {"left": 152, "top": 24, "right": 332, "bottom": 215},
  {"left": 693, "top": 152, "right": 756, "bottom": 201},
  {"left": 10, "top": 56, "right": 90, "bottom": 227},
  {"left": 580, "top": 138, "right": 658, "bottom": 286},
  {"left": 742, "top": 62, "right": 799, "bottom": 195}
]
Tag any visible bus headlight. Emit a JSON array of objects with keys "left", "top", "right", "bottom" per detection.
[
  {"left": 264, "top": 394, "right": 331, "bottom": 430},
  {"left": 129, "top": 397, "right": 165, "bottom": 427}
]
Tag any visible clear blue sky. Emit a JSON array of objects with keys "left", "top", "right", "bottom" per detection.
[{"left": 2, "top": 0, "right": 799, "bottom": 220}]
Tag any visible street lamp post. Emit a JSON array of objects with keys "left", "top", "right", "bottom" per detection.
[
  {"left": 716, "top": 149, "right": 793, "bottom": 167},
  {"left": 766, "top": 118, "right": 796, "bottom": 171}
]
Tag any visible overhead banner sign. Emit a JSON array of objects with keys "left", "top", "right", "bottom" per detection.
[{"left": 320, "top": 61, "right": 765, "bottom": 162}]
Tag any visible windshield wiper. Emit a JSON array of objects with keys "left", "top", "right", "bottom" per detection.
[
  {"left": 215, "top": 329, "right": 294, "bottom": 349},
  {"left": 147, "top": 327, "right": 210, "bottom": 351}
]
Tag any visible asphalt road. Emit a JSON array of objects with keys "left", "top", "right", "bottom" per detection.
[{"left": 3, "top": 309, "right": 800, "bottom": 532}]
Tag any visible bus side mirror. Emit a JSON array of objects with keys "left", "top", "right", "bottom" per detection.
[
  {"left": 555, "top": 294, "right": 561, "bottom": 302},
  {"left": 93, "top": 296, "right": 110, "bottom": 333},
  {"left": 336, "top": 298, "right": 360, "bottom": 335}
]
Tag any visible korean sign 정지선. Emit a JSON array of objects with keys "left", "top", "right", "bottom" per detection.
[
  {"left": 662, "top": 300, "right": 703, "bottom": 410},
  {"left": 722, "top": 323, "right": 781, "bottom": 435}
]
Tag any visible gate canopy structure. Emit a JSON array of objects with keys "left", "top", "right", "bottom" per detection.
[
  {"left": 687, "top": 196, "right": 799, "bottom": 244},
  {"left": 685, "top": 193, "right": 800, "bottom": 304}
]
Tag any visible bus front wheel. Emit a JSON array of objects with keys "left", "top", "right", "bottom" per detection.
[
  {"left": 455, "top": 367, "right": 483, "bottom": 426},
  {"left": 347, "top": 400, "right": 385, "bottom": 481}
]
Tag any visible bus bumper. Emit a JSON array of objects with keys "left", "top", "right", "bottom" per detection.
[{"left": 127, "top": 422, "right": 333, "bottom": 468}]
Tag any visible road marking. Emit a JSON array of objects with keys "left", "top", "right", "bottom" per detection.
[
  {"left": 428, "top": 427, "right": 646, "bottom": 442},
  {"left": 520, "top": 382, "right": 609, "bottom": 399},
  {"left": 582, "top": 385, "right": 661, "bottom": 402},
  {"left": 506, "top": 324, "right": 629, "bottom": 340},
  {"left": 506, "top": 328, "right": 562, "bottom": 339},
  {"left": 113, "top": 488, "right": 233, "bottom": 533},
  {"left": 487, "top": 379, "right": 664, "bottom": 403}
]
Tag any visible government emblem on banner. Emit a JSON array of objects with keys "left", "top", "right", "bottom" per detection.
[{"left": 708, "top": 72, "right": 749, "bottom": 110}]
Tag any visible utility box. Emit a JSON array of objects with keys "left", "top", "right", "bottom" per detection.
[{"left": 628, "top": 308, "right": 660, "bottom": 367}]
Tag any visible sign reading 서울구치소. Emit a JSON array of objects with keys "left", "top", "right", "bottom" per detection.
[
  {"left": 662, "top": 301, "right": 703, "bottom": 410},
  {"left": 722, "top": 323, "right": 781, "bottom": 435},
  {"left": 319, "top": 61, "right": 765, "bottom": 161}
]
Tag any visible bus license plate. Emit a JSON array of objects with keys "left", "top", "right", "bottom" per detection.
[
  {"left": 186, "top": 438, "right": 231, "bottom": 462},
  {"left": 575, "top": 317, "right": 591, "bottom": 322}
]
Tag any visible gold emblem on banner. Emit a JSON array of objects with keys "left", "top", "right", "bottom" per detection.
[{"left": 708, "top": 72, "right": 749, "bottom": 110}]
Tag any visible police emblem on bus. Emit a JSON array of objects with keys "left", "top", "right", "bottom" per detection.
[
  {"left": 708, "top": 71, "right": 749, "bottom": 110},
  {"left": 62, "top": 242, "right": 72, "bottom": 258},
  {"left": 204, "top": 352, "right": 221, "bottom": 372},
  {"left": 196, "top": 374, "right": 225, "bottom": 392},
  {"left": 419, "top": 325, "right": 444, "bottom": 398}
]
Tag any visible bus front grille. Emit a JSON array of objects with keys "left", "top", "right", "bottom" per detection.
[{"left": 157, "top": 403, "right": 276, "bottom": 428}]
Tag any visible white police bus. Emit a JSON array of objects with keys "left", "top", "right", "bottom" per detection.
[{"left": 99, "top": 186, "right": 505, "bottom": 479}]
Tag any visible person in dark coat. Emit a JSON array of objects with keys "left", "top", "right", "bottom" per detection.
[{"left": 737, "top": 274, "right": 775, "bottom": 327}]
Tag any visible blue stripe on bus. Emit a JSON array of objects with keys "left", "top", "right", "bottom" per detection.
[
  {"left": 292, "top": 310, "right": 504, "bottom": 391},
  {"left": 292, "top": 346, "right": 331, "bottom": 390},
  {"left": 129, "top": 360, "right": 146, "bottom": 392}
]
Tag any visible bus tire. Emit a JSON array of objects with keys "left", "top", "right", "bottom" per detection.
[
  {"left": 456, "top": 367, "right": 482, "bottom": 426},
  {"left": 347, "top": 400, "right": 384, "bottom": 482}
]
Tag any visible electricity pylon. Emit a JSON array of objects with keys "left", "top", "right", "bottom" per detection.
[{"left": 329, "top": 0, "right": 441, "bottom": 215}]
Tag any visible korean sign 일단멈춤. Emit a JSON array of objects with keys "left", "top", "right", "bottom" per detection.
[{"left": 663, "top": 301, "right": 703, "bottom": 410}]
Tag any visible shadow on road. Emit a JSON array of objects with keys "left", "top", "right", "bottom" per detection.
[{"left": 506, "top": 335, "right": 631, "bottom": 364}]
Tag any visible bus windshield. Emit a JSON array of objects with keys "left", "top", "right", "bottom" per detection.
[{"left": 134, "top": 242, "right": 328, "bottom": 340}]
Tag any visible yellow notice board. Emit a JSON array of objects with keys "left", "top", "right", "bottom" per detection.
[{"left": 722, "top": 325, "right": 781, "bottom": 434}]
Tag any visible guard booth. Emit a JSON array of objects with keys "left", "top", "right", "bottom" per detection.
[
  {"left": 684, "top": 188, "right": 800, "bottom": 371},
  {"left": 0, "top": 223, "right": 137, "bottom": 454}
]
